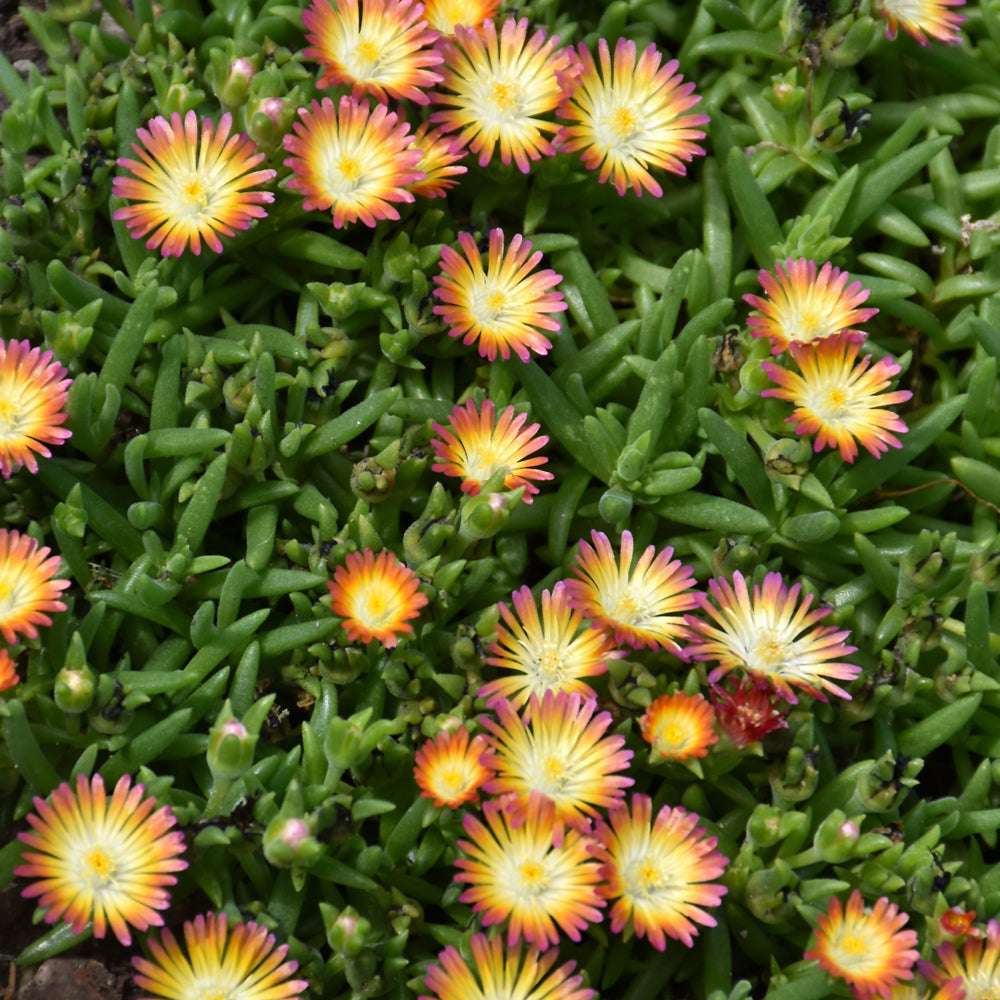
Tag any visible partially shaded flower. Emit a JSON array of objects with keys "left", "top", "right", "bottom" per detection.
[
  {"left": 641, "top": 691, "right": 718, "bottom": 762},
  {"left": 455, "top": 797, "right": 604, "bottom": 950},
  {"left": 686, "top": 571, "right": 860, "bottom": 703},
  {"left": 430, "top": 17, "right": 571, "bottom": 172},
  {"left": 709, "top": 677, "right": 789, "bottom": 749},
  {"left": 0, "top": 529, "right": 70, "bottom": 644},
  {"left": 875, "top": 0, "right": 965, "bottom": 45},
  {"left": 133, "top": 912, "right": 308, "bottom": 1000},
  {"left": 15, "top": 774, "right": 187, "bottom": 946},
  {"left": 0, "top": 649, "right": 18, "bottom": 692},
  {"left": 556, "top": 37, "right": 708, "bottom": 196},
  {"left": 423, "top": 0, "right": 502, "bottom": 37},
  {"left": 744, "top": 258, "right": 877, "bottom": 355},
  {"left": 805, "top": 890, "right": 920, "bottom": 1000},
  {"left": 924, "top": 918, "right": 1000, "bottom": 1000},
  {"left": 564, "top": 529, "right": 699, "bottom": 654},
  {"left": 112, "top": 111, "right": 276, "bottom": 257},
  {"left": 283, "top": 96, "right": 424, "bottom": 229},
  {"left": 432, "top": 229, "right": 566, "bottom": 363},
  {"left": 302, "top": 0, "right": 443, "bottom": 103},
  {"left": 414, "top": 725, "right": 492, "bottom": 808},
  {"left": 327, "top": 548, "right": 428, "bottom": 648},
  {"left": 0, "top": 340, "right": 71, "bottom": 478},
  {"left": 762, "top": 332, "right": 913, "bottom": 463},
  {"left": 590, "top": 794, "right": 728, "bottom": 951},
  {"left": 431, "top": 398, "right": 553, "bottom": 501},
  {"left": 409, "top": 121, "right": 468, "bottom": 197},
  {"left": 422, "top": 932, "right": 594, "bottom": 1000}
]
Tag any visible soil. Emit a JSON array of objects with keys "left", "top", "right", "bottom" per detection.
[{"left": 0, "top": 0, "right": 49, "bottom": 115}]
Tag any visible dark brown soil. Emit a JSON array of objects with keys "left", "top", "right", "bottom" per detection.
[{"left": 0, "top": 0, "right": 49, "bottom": 114}]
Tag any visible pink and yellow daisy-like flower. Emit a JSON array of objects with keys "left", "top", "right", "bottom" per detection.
[
  {"left": 112, "top": 111, "right": 276, "bottom": 257},
  {"left": 640, "top": 691, "right": 718, "bottom": 762},
  {"left": 924, "top": 919, "right": 1000, "bottom": 999},
  {"left": 413, "top": 725, "right": 492, "bottom": 808},
  {"left": 761, "top": 332, "right": 913, "bottom": 463},
  {"left": 709, "top": 678, "right": 789, "bottom": 750},
  {"left": 422, "top": 932, "right": 594, "bottom": 1000},
  {"left": 133, "top": 912, "right": 309, "bottom": 1000},
  {"left": 0, "top": 529, "right": 69, "bottom": 644},
  {"left": 686, "top": 571, "right": 860, "bottom": 703},
  {"left": 430, "top": 17, "right": 571, "bottom": 172},
  {"left": 564, "top": 529, "right": 699, "bottom": 655},
  {"left": 431, "top": 398, "right": 553, "bottom": 502},
  {"left": 875, "top": 0, "right": 965, "bottom": 45},
  {"left": 479, "top": 581, "right": 622, "bottom": 712},
  {"left": 423, "top": 0, "right": 502, "bottom": 37},
  {"left": 15, "top": 773, "right": 187, "bottom": 947},
  {"left": 556, "top": 37, "right": 709, "bottom": 197},
  {"left": 805, "top": 890, "right": 920, "bottom": 1000},
  {"left": 0, "top": 648, "right": 18, "bottom": 692},
  {"left": 283, "top": 96, "right": 425, "bottom": 229},
  {"left": 480, "top": 689, "right": 633, "bottom": 844},
  {"left": 886, "top": 981, "right": 965, "bottom": 1000},
  {"left": 455, "top": 797, "right": 605, "bottom": 950},
  {"left": 327, "top": 548, "right": 428, "bottom": 648},
  {"left": 590, "top": 794, "right": 728, "bottom": 951},
  {"left": 0, "top": 340, "right": 71, "bottom": 478},
  {"left": 408, "top": 121, "right": 468, "bottom": 198},
  {"left": 744, "top": 258, "right": 878, "bottom": 355},
  {"left": 433, "top": 229, "right": 567, "bottom": 363},
  {"left": 301, "top": 0, "right": 442, "bottom": 104}
]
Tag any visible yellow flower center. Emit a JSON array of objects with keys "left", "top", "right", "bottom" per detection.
[
  {"left": 180, "top": 175, "right": 209, "bottom": 211},
  {"left": 356, "top": 39, "right": 379, "bottom": 64},
  {"left": 337, "top": 156, "right": 362, "bottom": 182},
  {"left": 517, "top": 860, "right": 548, "bottom": 894},
  {"left": 624, "top": 855, "right": 665, "bottom": 898},
  {"left": 610, "top": 105, "right": 638, "bottom": 138},
  {"left": 0, "top": 398, "right": 23, "bottom": 437},
  {"left": 659, "top": 722, "right": 689, "bottom": 749},
  {"left": 492, "top": 81, "right": 515, "bottom": 109},
  {"left": 751, "top": 629, "right": 786, "bottom": 670},
  {"left": 0, "top": 579, "right": 13, "bottom": 602},
  {"left": 85, "top": 848, "right": 114, "bottom": 882}
]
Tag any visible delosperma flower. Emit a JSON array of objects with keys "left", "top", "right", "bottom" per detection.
[
  {"left": 761, "top": 332, "right": 913, "bottom": 463},
  {"left": 556, "top": 37, "right": 709, "bottom": 197},
  {"left": 423, "top": 0, "right": 501, "bottom": 36},
  {"left": 924, "top": 918, "right": 1000, "bottom": 998},
  {"left": 413, "top": 725, "right": 492, "bottom": 808},
  {"left": 0, "top": 528, "right": 70, "bottom": 644},
  {"left": 805, "top": 890, "right": 920, "bottom": 1000},
  {"left": 875, "top": 0, "right": 965, "bottom": 45},
  {"left": 408, "top": 121, "right": 469, "bottom": 198},
  {"left": 112, "top": 111, "right": 276, "bottom": 257},
  {"left": 15, "top": 774, "right": 187, "bottom": 946},
  {"left": 0, "top": 649, "right": 18, "bottom": 692},
  {"left": 709, "top": 678, "right": 789, "bottom": 750},
  {"left": 640, "top": 691, "right": 718, "bottom": 762},
  {"left": 432, "top": 229, "right": 567, "bottom": 363},
  {"left": 0, "top": 340, "right": 71, "bottom": 478},
  {"left": 327, "top": 548, "right": 428, "bottom": 648}
]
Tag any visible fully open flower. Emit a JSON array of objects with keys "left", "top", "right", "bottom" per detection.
[
  {"left": 686, "top": 571, "right": 860, "bottom": 703},
  {"left": 414, "top": 725, "right": 492, "bottom": 808},
  {"left": 433, "top": 229, "right": 566, "bottom": 363},
  {"left": 409, "top": 121, "right": 468, "bottom": 198},
  {"left": 15, "top": 774, "right": 187, "bottom": 946},
  {"left": 556, "top": 37, "right": 708, "bottom": 197},
  {"left": 283, "top": 96, "right": 425, "bottom": 229},
  {"left": 564, "top": 529, "right": 699, "bottom": 654},
  {"left": 762, "top": 332, "right": 913, "bottom": 463},
  {"left": 133, "top": 912, "right": 308, "bottom": 1000},
  {"left": 112, "top": 111, "right": 276, "bottom": 257},
  {"left": 455, "top": 797, "right": 604, "bottom": 950},
  {"left": 590, "top": 794, "right": 728, "bottom": 951},
  {"left": 422, "top": 932, "right": 594, "bottom": 1000},
  {"left": 0, "top": 340, "right": 71, "bottom": 478},
  {"left": 0, "top": 529, "right": 69, "bottom": 644},
  {"left": 875, "top": 0, "right": 965, "bottom": 45},
  {"left": 641, "top": 691, "right": 718, "bottom": 762},
  {"left": 479, "top": 581, "right": 621, "bottom": 711},
  {"left": 924, "top": 919, "right": 1000, "bottom": 999},
  {"left": 327, "top": 548, "right": 428, "bottom": 648},
  {"left": 432, "top": 398, "right": 553, "bottom": 502},
  {"left": 423, "top": 0, "right": 501, "bottom": 36},
  {"left": 709, "top": 678, "right": 789, "bottom": 749},
  {"left": 430, "top": 17, "right": 571, "bottom": 172},
  {"left": 302, "top": 0, "right": 442, "bottom": 103},
  {"left": 805, "top": 890, "right": 920, "bottom": 1000},
  {"left": 744, "top": 259, "right": 878, "bottom": 355},
  {"left": 0, "top": 649, "right": 18, "bottom": 692}
]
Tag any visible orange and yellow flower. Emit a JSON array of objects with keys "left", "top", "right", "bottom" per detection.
[
  {"left": 0, "top": 529, "right": 69, "bottom": 644},
  {"left": 422, "top": 932, "right": 594, "bottom": 1000},
  {"left": 409, "top": 121, "right": 468, "bottom": 198},
  {"left": 433, "top": 229, "right": 567, "bottom": 363},
  {"left": 590, "top": 794, "right": 728, "bottom": 951},
  {"left": 112, "top": 111, "right": 276, "bottom": 257},
  {"left": 686, "top": 571, "right": 860, "bottom": 703},
  {"left": 0, "top": 648, "right": 18, "bottom": 692},
  {"left": 556, "top": 37, "right": 709, "bottom": 197},
  {"left": 133, "top": 912, "right": 308, "bottom": 1000},
  {"left": 15, "top": 774, "right": 187, "bottom": 946},
  {"left": 762, "top": 332, "right": 913, "bottom": 463},
  {"left": 875, "top": 0, "right": 965, "bottom": 45},
  {"left": 0, "top": 340, "right": 71, "bottom": 478},
  {"left": 327, "top": 548, "right": 428, "bottom": 648},
  {"left": 301, "top": 0, "right": 442, "bottom": 103},
  {"left": 744, "top": 258, "right": 878, "bottom": 355},
  {"left": 430, "top": 17, "right": 571, "bottom": 172},
  {"left": 805, "top": 890, "right": 920, "bottom": 1000},
  {"left": 564, "top": 529, "right": 699, "bottom": 654},
  {"left": 414, "top": 725, "right": 492, "bottom": 808},
  {"left": 455, "top": 797, "right": 604, "bottom": 950},
  {"left": 423, "top": 0, "right": 501, "bottom": 37},
  {"left": 479, "top": 581, "right": 621, "bottom": 711},
  {"left": 641, "top": 691, "right": 718, "bottom": 762},
  {"left": 925, "top": 918, "right": 1000, "bottom": 999},
  {"left": 283, "top": 96, "right": 425, "bottom": 229},
  {"left": 709, "top": 678, "right": 789, "bottom": 750}
]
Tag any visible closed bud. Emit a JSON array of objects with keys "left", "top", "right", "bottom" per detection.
[
  {"left": 326, "top": 906, "right": 372, "bottom": 957},
  {"left": 54, "top": 665, "right": 95, "bottom": 714},
  {"left": 216, "top": 57, "right": 256, "bottom": 108},
  {"left": 462, "top": 492, "right": 512, "bottom": 540},
  {"left": 814, "top": 809, "right": 862, "bottom": 863},
  {"left": 263, "top": 815, "right": 322, "bottom": 868},
  {"left": 208, "top": 701, "right": 262, "bottom": 782}
]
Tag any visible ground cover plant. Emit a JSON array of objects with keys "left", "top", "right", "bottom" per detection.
[{"left": 1, "top": 0, "right": 1000, "bottom": 998}]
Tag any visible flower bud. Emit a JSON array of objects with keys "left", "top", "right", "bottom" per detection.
[
  {"left": 215, "top": 57, "right": 256, "bottom": 108},
  {"left": 325, "top": 906, "right": 372, "bottom": 958},
  {"left": 263, "top": 815, "right": 322, "bottom": 868},
  {"left": 813, "top": 809, "right": 862, "bottom": 864},
  {"left": 462, "top": 492, "right": 512, "bottom": 540},
  {"left": 208, "top": 700, "right": 269, "bottom": 782},
  {"left": 54, "top": 665, "right": 95, "bottom": 714}
]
